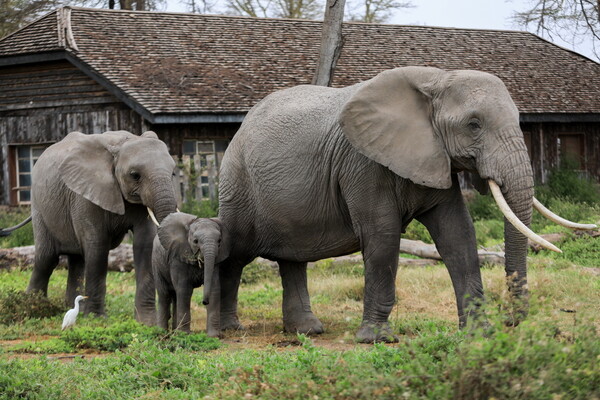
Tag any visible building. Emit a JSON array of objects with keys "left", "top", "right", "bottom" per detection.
[{"left": 1, "top": 7, "right": 599, "bottom": 205}]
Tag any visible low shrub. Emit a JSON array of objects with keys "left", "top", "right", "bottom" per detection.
[
  {"left": 180, "top": 199, "right": 219, "bottom": 218},
  {"left": 0, "top": 206, "right": 34, "bottom": 248},
  {"left": 60, "top": 319, "right": 220, "bottom": 352},
  {"left": 404, "top": 220, "right": 433, "bottom": 243},
  {"left": 540, "top": 157, "right": 600, "bottom": 204},
  {"left": 0, "top": 290, "right": 64, "bottom": 324}
]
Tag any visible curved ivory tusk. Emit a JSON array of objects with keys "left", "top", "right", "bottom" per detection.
[
  {"left": 176, "top": 208, "right": 180, "bottom": 213},
  {"left": 488, "top": 180, "right": 562, "bottom": 253},
  {"left": 147, "top": 207, "right": 160, "bottom": 227},
  {"left": 533, "top": 198, "right": 597, "bottom": 230}
]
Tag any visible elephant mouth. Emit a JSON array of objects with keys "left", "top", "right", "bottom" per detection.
[{"left": 487, "top": 180, "right": 597, "bottom": 253}]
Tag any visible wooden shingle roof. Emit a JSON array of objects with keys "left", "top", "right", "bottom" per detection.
[{"left": 0, "top": 7, "right": 599, "bottom": 122}]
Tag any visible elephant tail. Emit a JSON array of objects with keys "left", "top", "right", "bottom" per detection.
[{"left": 0, "top": 216, "right": 32, "bottom": 237}]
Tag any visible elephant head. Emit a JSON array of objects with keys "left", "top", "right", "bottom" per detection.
[
  {"left": 158, "top": 212, "right": 231, "bottom": 305},
  {"left": 58, "top": 130, "right": 177, "bottom": 222},
  {"left": 340, "top": 66, "right": 593, "bottom": 323}
]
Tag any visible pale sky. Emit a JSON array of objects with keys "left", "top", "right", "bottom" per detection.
[{"left": 162, "top": 0, "right": 596, "bottom": 60}]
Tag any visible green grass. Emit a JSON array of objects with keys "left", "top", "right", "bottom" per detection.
[{"left": 0, "top": 251, "right": 598, "bottom": 399}]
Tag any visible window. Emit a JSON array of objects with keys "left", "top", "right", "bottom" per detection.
[
  {"left": 179, "top": 139, "right": 229, "bottom": 202},
  {"left": 13, "top": 145, "right": 48, "bottom": 204},
  {"left": 557, "top": 134, "right": 585, "bottom": 170}
]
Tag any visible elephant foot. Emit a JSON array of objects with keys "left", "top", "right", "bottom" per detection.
[
  {"left": 356, "top": 322, "right": 399, "bottom": 343},
  {"left": 135, "top": 311, "right": 157, "bottom": 327},
  {"left": 220, "top": 315, "right": 245, "bottom": 332},
  {"left": 283, "top": 312, "right": 324, "bottom": 335}
]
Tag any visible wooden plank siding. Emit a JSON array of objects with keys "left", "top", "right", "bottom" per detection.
[
  {"left": 522, "top": 122, "right": 600, "bottom": 184},
  {"left": 0, "top": 60, "right": 150, "bottom": 205}
]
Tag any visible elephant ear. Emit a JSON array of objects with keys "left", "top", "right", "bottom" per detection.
[
  {"left": 339, "top": 67, "right": 452, "bottom": 189},
  {"left": 211, "top": 218, "right": 231, "bottom": 263},
  {"left": 58, "top": 131, "right": 135, "bottom": 214},
  {"left": 158, "top": 212, "right": 198, "bottom": 263}
]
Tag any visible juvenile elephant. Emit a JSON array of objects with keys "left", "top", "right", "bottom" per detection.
[
  {"left": 216, "top": 66, "right": 591, "bottom": 342},
  {"left": 153, "top": 212, "right": 230, "bottom": 335},
  {"left": 22, "top": 130, "right": 177, "bottom": 324}
]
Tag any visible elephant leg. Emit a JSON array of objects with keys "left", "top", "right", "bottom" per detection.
[
  {"left": 171, "top": 295, "right": 178, "bottom": 331},
  {"left": 357, "top": 231, "right": 400, "bottom": 343},
  {"left": 27, "top": 244, "right": 59, "bottom": 296},
  {"left": 82, "top": 246, "right": 109, "bottom": 317},
  {"left": 279, "top": 261, "right": 324, "bottom": 335},
  {"left": 417, "top": 187, "right": 485, "bottom": 329},
  {"left": 156, "top": 289, "right": 172, "bottom": 330},
  {"left": 132, "top": 221, "right": 157, "bottom": 326},
  {"left": 175, "top": 288, "right": 193, "bottom": 332},
  {"left": 219, "top": 259, "right": 247, "bottom": 331},
  {"left": 66, "top": 254, "right": 85, "bottom": 307}
]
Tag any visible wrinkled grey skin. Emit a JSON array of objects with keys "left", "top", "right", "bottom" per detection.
[
  {"left": 27, "top": 130, "right": 178, "bottom": 325},
  {"left": 153, "top": 213, "right": 230, "bottom": 335},
  {"left": 218, "top": 67, "right": 534, "bottom": 343}
]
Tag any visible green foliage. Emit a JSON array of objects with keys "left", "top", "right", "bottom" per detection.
[
  {"left": 473, "top": 219, "right": 504, "bottom": 247},
  {"left": 547, "top": 234, "right": 600, "bottom": 267},
  {"left": 466, "top": 192, "right": 503, "bottom": 221},
  {"left": 311, "top": 258, "right": 365, "bottom": 277},
  {"left": 403, "top": 220, "right": 433, "bottom": 244},
  {"left": 60, "top": 319, "right": 220, "bottom": 352},
  {"left": 179, "top": 199, "right": 219, "bottom": 218},
  {"left": 238, "top": 284, "right": 281, "bottom": 307},
  {"left": 0, "top": 206, "right": 34, "bottom": 248},
  {"left": 539, "top": 157, "right": 600, "bottom": 204},
  {"left": 0, "top": 289, "right": 64, "bottom": 324},
  {"left": 240, "top": 261, "right": 278, "bottom": 285}
]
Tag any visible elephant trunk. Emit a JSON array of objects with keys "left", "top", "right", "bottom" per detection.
[
  {"left": 147, "top": 177, "right": 178, "bottom": 223},
  {"left": 200, "top": 242, "right": 217, "bottom": 306},
  {"left": 482, "top": 129, "right": 534, "bottom": 324}
]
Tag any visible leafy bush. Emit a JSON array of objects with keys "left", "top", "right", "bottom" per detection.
[
  {"left": 473, "top": 219, "right": 504, "bottom": 247},
  {"left": 180, "top": 199, "right": 219, "bottom": 218},
  {"left": 404, "top": 220, "right": 433, "bottom": 243},
  {"left": 0, "top": 290, "right": 64, "bottom": 324},
  {"left": 240, "top": 261, "right": 278, "bottom": 285},
  {"left": 467, "top": 192, "right": 503, "bottom": 222},
  {"left": 60, "top": 319, "right": 220, "bottom": 352},
  {"left": 0, "top": 206, "right": 34, "bottom": 248},
  {"left": 540, "top": 157, "right": 600, "bottom": 204}
]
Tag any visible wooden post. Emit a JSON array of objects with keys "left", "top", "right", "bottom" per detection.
[{"left": 312, "top": 0, "right": 346, "bottom": 87}]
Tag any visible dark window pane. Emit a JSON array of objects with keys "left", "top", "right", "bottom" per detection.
[
  {"left": 200, "top": 176, "right": 209, "bottom": 184},
  {"left": 197, "top": 141, "right": 214, "bottom": 154},
  {"left": 17, "top": 146, "right": 30, "bottom": 159},
  {"left": 18, "top": 159, "right": 31, "bottom": 173},
  {"left": 215, "top": 140, "right": 229, "bottom": 152},
  {"left": 199, "top": 155, "right": 208, "bottom": 167},
  {"left": 32, "top": 147, "right": 46, "bottom": 158},
  {"left": 182, "top": 140, "right": 196, "bottom": 155},
  {"left": 19, "top": 173, "right": 31, "bottom": 187},
  {"left": 201, "top": 186, "right": 210, "bottom": 197},
  {"left": 19, "top": 190, "right": 31, "bottom": 202}
]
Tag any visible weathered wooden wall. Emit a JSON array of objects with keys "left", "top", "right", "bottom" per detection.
[
  {"left": 522, "top": 122, "right": 600, "bottom": 184},
  {"left": 0, "top": 60, "right": 149, "bottom": 204}
]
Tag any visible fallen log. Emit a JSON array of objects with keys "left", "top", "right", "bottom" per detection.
[{"left": 400, "top": 239, "right": 505, "bottom": 265}]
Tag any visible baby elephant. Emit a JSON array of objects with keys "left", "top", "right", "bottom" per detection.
[{"left": 152, "top": 212, "right": 230, "bottom": 335}]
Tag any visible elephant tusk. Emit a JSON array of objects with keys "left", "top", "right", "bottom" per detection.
[
  {"left": 533, "top": 198, "right": 597, "bottom": 230},
  {"left": 147, "top": 207, "right": 160, "bottom": 227},
  {"left": 488, "top": 181, "right": 562, "bottom": 253}
]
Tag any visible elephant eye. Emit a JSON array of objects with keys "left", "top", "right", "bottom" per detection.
[
  {"left": 130, "top": 171, "right": 141, "bottom": 181},
  {"left": 193, "top": 239, "right": 199, "bottom": 244},
  {"left": 467, "top": 119, "right": 482, "bottom": 132}
]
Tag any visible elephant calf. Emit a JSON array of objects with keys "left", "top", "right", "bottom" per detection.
[{"left": 152, "top": 212, "right": 230, "bottom": 335}]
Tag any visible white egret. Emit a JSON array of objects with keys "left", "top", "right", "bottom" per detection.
[{"left": 62, "top": 295, "right": 88, "bottom": 330}]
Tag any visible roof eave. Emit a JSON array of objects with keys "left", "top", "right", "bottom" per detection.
[
  {"left": 152, "top": 113, "right": 246, "bottom": 124},
  {"left": 520, "top": 113, "right": 600, "bottom": 123}
]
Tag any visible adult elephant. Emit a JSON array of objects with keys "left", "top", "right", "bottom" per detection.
[
  {"left": 26, "top": 130, "right": 178, "bottom": 325},
  {"left": 216, "top": 67, "right": 593, "bottom": 342}
]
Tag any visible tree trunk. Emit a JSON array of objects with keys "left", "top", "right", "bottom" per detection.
[{"left": 312, "top": 0, "right": 346, "bottom": 86}]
